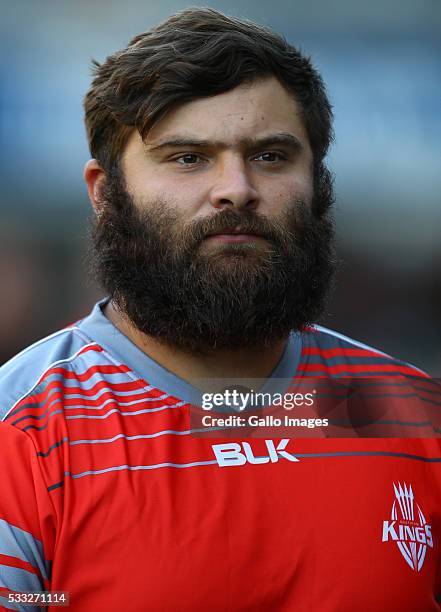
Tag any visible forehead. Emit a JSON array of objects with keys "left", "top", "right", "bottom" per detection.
[{"left": 126, "top": 75, "right": 311, "bottom": 152}]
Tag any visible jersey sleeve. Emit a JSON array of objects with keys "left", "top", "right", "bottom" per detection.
[{"left": 0, "top": 422, "right": 56, "bottom": 611}]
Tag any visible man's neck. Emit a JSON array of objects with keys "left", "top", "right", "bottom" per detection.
[{"left": 103, "top": 301, "right": 288, "bottom": 385}]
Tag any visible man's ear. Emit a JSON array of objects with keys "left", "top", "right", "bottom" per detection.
[{"left": 84, "top": 159, "right": 106, "bottom": 215}]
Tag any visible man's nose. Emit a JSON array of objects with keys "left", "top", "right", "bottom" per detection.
[{"left": 208, "top": 157, "right": 259, "bottom": 210}]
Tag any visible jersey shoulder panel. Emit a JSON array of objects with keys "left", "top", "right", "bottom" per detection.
[
  {"left": 0, "top": 325, "right": 95, "bottom": 422},
  {"left": 300, "top": 324, "right": 429, "bottom": 379}
]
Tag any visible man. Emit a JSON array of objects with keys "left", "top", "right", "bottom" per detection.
[{"left": 0, "top": 8, "right": 440, "bottom": 611}]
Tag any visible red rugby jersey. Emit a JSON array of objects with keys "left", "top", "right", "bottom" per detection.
[{"left": 0, "top": 299, "right": 440, "bottom": 611}]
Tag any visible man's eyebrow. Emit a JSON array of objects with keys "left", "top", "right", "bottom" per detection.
[{"left": 144, "top": 132, "right": 304, "bottom": 152}]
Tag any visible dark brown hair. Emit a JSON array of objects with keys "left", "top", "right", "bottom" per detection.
[{"left": 84, "top": 7, "right": 334, "bottom": 193}]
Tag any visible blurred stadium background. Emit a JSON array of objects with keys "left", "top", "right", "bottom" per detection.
[{"left": 1, "top": 0, "right": 440, "bottom": 374}]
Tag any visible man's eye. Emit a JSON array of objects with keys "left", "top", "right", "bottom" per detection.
[
  {"left": 254, "top": 151, "right": 286, "bottom": 162},
  {"left": 175, "top": 154, "right": 204, "bottom": 165}
]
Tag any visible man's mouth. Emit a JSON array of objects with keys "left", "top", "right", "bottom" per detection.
[{"left": 204, "top": 227, "right": 266, "bottom": 243}]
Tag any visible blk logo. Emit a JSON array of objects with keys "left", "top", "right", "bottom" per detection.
[
  {"left": 212, "top": 439, "right": 299, "bottom": 467},
  {"left": 382, "top": 482, "right": 433, "bottom": 572}
]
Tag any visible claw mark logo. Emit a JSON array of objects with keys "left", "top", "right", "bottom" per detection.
[{"left": 382, "top": 483, "right": 433, "bottom": 572}]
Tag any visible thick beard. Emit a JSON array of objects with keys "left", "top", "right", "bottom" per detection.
[{"left": 90, "top": 169, "right": 336, "bottom": 355}]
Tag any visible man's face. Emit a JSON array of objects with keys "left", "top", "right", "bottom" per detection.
[
  {"left": 92, "top": 76, "right": 335, "bottom": 354},
  {"left": 122, "top": 76, "right": 314, "bottom": 237}
]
